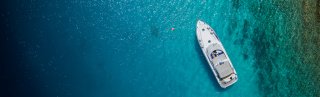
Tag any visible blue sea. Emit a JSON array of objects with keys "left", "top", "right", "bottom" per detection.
[{"left": 1, "top": 0, "right": 320, "bottom": 97}]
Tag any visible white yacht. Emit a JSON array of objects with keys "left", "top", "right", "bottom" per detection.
[{"left": 196, "top": 20, "right": 238, "bottom": 88}]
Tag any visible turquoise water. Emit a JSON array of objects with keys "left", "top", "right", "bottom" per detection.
[{"left": 1, "top": 0, "right": 320, "bottom": 97}]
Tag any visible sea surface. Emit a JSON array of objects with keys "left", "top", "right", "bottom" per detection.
[{"left": 1, "top": 0, "right": 320, "bottom": 97}]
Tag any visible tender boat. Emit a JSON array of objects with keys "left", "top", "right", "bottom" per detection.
[{"left": 196, "top": 20, "right": 238, "bottom": 88}]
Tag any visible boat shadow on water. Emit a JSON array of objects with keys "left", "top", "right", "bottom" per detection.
[{"left": 193, "top": 37, "right": 232, "bottom": 92}]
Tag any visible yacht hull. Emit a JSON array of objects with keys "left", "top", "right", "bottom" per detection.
[{"left": 196, "top": 20, "right": 238, "bottom": 88}]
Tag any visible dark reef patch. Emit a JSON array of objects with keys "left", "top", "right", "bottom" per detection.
[
  {"left": 242, "top": 20, "right": 249, "bottom": 33},
  {"left": 242, "top": 53, "right": 248, "bottom": 60},
  {"left": 250, "top": 0, "right": 320, "bottom": 96},
  {"left": 299, "top": 0, "right": 320, "bottom": 96},
  {"left": 317, "top": 0, "right": 320, "bottom": 22},
  {"left": 232, "top": 0, "right": 240, "bottom": 9},
  {"left": 251, "top": 26, "right": 282, "bottom": 96},
  {"left": 150, "top": 25, "right": 160, "bottom": 37},
  {"left": 228, "top": 20, "right": 237, "bottom": 35},
  {"left": 232, "top": 20, "right": 249, "bottom": 46}
]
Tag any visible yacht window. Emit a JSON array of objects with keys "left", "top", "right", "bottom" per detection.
[
  {"left": 215, "top": 49, "right": 224, "bottom": 55},
  {"left": 210, "top": 53, "right": 214, "bottom": 59},
  {"left": 219, "top": 62, "right": 224, "bottom": 65},
  {"left": 211, "top": 50, "right": 224, "bottom": 58}
]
